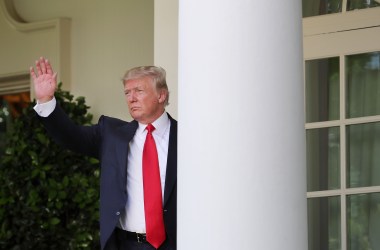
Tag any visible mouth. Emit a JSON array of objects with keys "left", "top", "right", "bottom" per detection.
[{"left": 130, "top": 107, "right": 140, "bottom": 112}]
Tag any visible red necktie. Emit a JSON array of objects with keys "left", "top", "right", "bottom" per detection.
[{"left": 143, "top": 124, "right": 166, "bottom": 249}]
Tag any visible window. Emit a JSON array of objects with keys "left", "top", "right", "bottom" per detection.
[
  {"left": 303, "top": 0, "right": 380, "bottom": 247},
  {"left": 347, "top": 0, "right": 380, "bottom": 11},
  {"left": 303, "top": 0, "right": 380, "bottom": 17},
  {"left": 305, "top": 51, "right": 380, "bottom": 250}
]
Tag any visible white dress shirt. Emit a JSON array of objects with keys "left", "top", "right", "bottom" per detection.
[
  {"left": 120, "top": 112, "right": 170, "bottom": 233},
  {"left": 34, "top": 98, "right": 57, "bottom": 117},
  {"left": 34, "top": 98, "right": 171, "bottom": 234}
]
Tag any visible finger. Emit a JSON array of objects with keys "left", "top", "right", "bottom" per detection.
[
  {"left": 45, "top": 59, "right": 54, "bottom": 75},
  {"left": 40, "top": 57, "right": 47, "bottom": 74},
  {"left": 36, "top": 60, "right": 42, "bottom": 76},
  {"left": 30, "top": 67, "right": 36, "bottom": 80}
]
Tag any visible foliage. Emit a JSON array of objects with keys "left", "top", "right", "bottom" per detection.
[{"left": 0, "top": 83, "right": 100, "bottom": 249}]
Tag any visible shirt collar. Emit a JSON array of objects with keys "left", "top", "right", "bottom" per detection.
[{"left": 137, "top": 112, "right": 170, "bottom": 137}]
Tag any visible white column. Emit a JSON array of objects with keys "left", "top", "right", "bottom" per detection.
[{"left": 178, "top": 1, "right": 307, "bottom": 250}]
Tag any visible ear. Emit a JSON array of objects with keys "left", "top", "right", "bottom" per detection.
[{"left": 157, "top": 89, "right": 167, "bottom": 104}]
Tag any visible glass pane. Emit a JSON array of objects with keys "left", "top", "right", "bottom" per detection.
[
  {"left": 307, "top": 127, "right": 340, "bottom": 191},
  {"left": 305, "top": 57, "right": 340, "bottom": 123},
  {"left": 303, "top": 0, "right": 343, "bottom": 17},
  {"left": 346, "top": 51, "right": 380, "bottom": 118},
  {"left": 308, "top": 196, "right": 341, "bottom": 250},
  {"left": 347, "top": 193, "right": 380, "bottom": 250},
  {"left": 346, "top": 122, "right": 380, "bottom": 188},
  {"left": 347, "top": 0, "right": 380, "bottom": 11}
]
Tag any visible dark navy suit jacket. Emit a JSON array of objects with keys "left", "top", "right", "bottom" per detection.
[{"left": 39, "top": 104, "right": 177, "bottom": 249}]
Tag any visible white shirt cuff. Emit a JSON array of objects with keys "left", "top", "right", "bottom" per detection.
[{"left": 33, "top": 97, "right": 56, "bottom": 117}]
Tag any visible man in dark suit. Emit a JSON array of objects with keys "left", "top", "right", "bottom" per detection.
[{"left": 30, "top": 57, "right": 177, "bottom": 250}]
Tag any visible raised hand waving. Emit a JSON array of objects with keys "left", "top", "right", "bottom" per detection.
[{"left": 30, "top": 57, "right": 57, "bottom": 103}]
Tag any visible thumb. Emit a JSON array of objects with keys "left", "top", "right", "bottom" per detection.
[{"left": 30, "top": 67, "right": 36, "bottom": 81}]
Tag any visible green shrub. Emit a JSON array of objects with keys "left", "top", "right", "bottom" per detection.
[{"left": 0, "top": 83, "right": 100, "bottom": 249}]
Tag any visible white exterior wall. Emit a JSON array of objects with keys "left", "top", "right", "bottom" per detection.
[
  {"left": 154, "top": 0, "right": 178, "bottom": 119},
  {"left": 0, "top": 0, "right": 153, "bottom": 120}
]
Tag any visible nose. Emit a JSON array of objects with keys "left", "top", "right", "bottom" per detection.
[{"left": 127, "top": 91, "right": 137, "bottom": 103}]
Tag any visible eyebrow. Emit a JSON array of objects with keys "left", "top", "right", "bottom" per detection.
[{"left": 124, "top": 86, "right": 145, "bottom": 92}]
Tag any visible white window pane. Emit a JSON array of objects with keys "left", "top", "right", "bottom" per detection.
[
  {"left": 308, "top": 196, "right": 341, "bottom": 250},
  {"left": 346, "top": 52, "right": 380, "bottom": 118},
  {"left": 305, "top": 57, "right": 340, "bottom": 123},
  {"left": 303, "top": 0, "right": 342, "bottom": 17},
  {"left": 307, "top": 127, "right": 340, "bottom": 191},
  {"left": 347, "top": 0, "right": 380, "bottom": 11},
  {"left": 346, "top": 122, "right": 380, "bottom": 188},
  {"left": 347, "top": 193, "right": 380, "bottom": 250}
]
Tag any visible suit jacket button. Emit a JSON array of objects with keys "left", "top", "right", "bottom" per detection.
[{"left": 116, "top": 211, "right": 120, "bottom": 216}]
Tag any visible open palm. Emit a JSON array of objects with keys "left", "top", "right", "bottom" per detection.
[{"left": 30, "top": 57, "right": 57, "bottom": 103}]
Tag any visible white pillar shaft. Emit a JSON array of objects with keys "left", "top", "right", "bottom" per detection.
[{"left": 178, "top": 1, "right": 307, "bottom": 250}]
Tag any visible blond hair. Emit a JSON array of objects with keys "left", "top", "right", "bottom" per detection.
[{"left": 123, "top": 66, "right": 169, "bottom": 106}]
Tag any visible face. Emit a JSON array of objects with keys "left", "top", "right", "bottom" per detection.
[{"left": 124, "top": 76, "right": 166, "bottom": 124}]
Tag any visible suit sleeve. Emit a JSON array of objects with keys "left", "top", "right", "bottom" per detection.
[{"left": 37, "top": 103, "right": 101, "bottom": 159}]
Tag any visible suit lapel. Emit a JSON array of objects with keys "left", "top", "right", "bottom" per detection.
[
  {"left": 115, "top": 120, "right": 138, "bottom": 181},
  {"left": 164, "top": 115, "right": 177, "bottom": 206}
]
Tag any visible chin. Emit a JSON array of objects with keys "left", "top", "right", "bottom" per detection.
[{"left": 130, "top": 112, "right": 142, "bottom": 120}]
